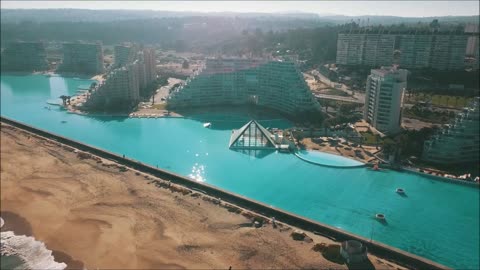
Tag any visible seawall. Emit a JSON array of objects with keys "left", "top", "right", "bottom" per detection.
[{"left": 0, "top": 116, "right": 451, "bottom": 270}]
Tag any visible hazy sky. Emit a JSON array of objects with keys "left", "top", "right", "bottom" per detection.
[{"left": 1, "top": 1, "right": 479, "bottom": 17}]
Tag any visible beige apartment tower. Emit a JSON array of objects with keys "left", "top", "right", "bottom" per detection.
[{"left": 364, "top": 66, "right": 407, "bottom": 134}]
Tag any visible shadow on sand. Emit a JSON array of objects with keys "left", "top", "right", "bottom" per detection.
[
  {"left": 347, "top": 258, "right": 376, "bottom": 270},
  {"left": 318, "top": 243, "right": 377, "bottom": 270}
]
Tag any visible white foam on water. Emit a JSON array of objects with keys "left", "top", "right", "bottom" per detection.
[
  {"left": 0, "top": 217, "right": 4, "bottom": 228},
  {"left": 1, "top": 231, "right": 67, "bottom": 270}
]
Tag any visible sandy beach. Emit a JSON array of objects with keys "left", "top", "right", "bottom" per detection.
[
  {"left": 300, "top": 137, "right": 379, "bottom": 163},
  {"left": 1, "top": 124, "right": 406, "bottom": 269}
]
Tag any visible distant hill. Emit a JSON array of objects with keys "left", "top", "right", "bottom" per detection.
[
  {"left": 0, "top": 9, "right": 477, "bottom": 66},
  {"left": 0, "top": 9, "right": 325, "bottom": 23},
  {"left": 320, "top": 15, "right": 479, "bottom": 26},
  {"left": 1, "top": 9, "right": 477, "bottom": 26}
]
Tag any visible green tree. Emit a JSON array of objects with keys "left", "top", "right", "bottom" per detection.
[
  {"left": 381, "top": 138, "right": 397, "bottom": 159},
  {"left": 182, "top": 60, "right": 189, "bottom": 69},
  {"left": 322, "top": 118, "right": 331, "bottom": 135}
]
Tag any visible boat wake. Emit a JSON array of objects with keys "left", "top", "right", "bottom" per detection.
[{"left": 1, "top": 231, "right": 67, "bottom": 270}]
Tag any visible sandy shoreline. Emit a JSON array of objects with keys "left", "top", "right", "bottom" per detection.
[
  {"left": 0, "top": 124, "right": 406, "bottom": 269},
  {"left": 0, "top": 211, "right": 84, "bottom": 269}
]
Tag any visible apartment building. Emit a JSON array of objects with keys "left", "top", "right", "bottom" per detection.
[
  {"left": 86, "top": 61, "right": 140, "bottom": 108},
  {"left": 398, "top": 34, "right": 433, "bottom": 69},
  {"left": 338, "top": 31, "right": 469, "bottom": 70},
  {"left": 114, "top": 44, "right": 135, "bottom": 68},
  {"left": 336, "top": 32, "right": 395, "bottom": 67},
  {"left": 60, "top": 42, "right": 104, "bottom": 74},
  {"left": 167, "top": 58, "right": 320, "bottom": 116},
  {"left": 143, "top": 48, "right": 157, "bottom": 83},
  {"left": 423, "top": 97, "right": 479, "bottom": 164},
  {"left": 430, "top": 34, "right": 468, "bottom": 70},
  {"left": 336, "top": 33, "right": 366, "bottom": 65},
  {"left": 1, "top": 41, "right": 48, "bottom": 71},
  {"left": 363, "top": 34, "right": 396, "bottom": 67},
  {"left": 466, "top": 35, "right": 480, "bottom": 70},
  {"left": 85, "top": 45, "right": 157, "bottom": 110},
  {"left": 364, "top": 66, "right": 407, "bottom": 134}
]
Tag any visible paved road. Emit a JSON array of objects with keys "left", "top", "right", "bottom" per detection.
[
  {"left": 310, "top": 70, "right": 366, "bottom": 103},
  {"left": 151, "top": 78, "right": 183, "bottom": 104},
  {"left": 314, "top": 94, "right": 364, "bottom": 104}
]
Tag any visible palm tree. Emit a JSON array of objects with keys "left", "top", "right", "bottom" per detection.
[
  {"left": 375, "top": 134, "right": 381, "bottom": 150},
  {"left": 59, "top": 95, "right": 67, "bottom": 106},
  {"left": 309, "top": 125, "right": 315, "bottom": 137},
  {"left": 381, "top": 138, "right": 397, "bottom": 162},
  {"left": 320, "top": 99, "right": 331, "bottom": 114},
  {"left": 322, "top": 118, "right": 331, "bottom": 136}
]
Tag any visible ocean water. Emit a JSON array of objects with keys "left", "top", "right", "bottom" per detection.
[
  {"left": 1, "top": 254, "right": 25, "bottom": 270},
  {"left": 0, "top": 231, "right": 66, "bottom": 270},
  {"left": 1, "top": 74, "right": 479, "bottom": 269}
]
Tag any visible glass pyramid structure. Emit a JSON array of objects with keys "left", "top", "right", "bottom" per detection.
[{"left": 229, "top": 120, "right": 277, "bottom": 149}]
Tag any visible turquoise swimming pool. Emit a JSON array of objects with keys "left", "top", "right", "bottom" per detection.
[
  {"left": 1, "top": 74, "right": 479, "bottom": 269},
  {"left": 295, "top": 149, "right": 365, "bottom": 167}
]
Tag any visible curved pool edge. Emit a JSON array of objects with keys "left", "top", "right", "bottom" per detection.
[
  {"left": 0, "top": 116, "right": 451, "bottom": 270},
  {"left": 294, "top": 150, "right": 366, "bottom": 168}
]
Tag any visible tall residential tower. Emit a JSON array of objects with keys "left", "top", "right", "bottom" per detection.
[
  {"left": 85, "top": 45, "right": 157, "bottom": 110},
  {"left": 364, "top": 66, "right": 407, "bottom": 134},
  {"left": 1, "top": 41, "right": 48, "bottom": 72},
  {"left": 59, "top": 42, "right": 104, "bottom": 74},
  {"left": 114, "top": 44, "right": 135, "bottom": 68}
]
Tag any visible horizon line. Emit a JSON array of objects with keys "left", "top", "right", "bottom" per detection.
[{"left": 1, "top": 8, "right": 479, "bottom": 19}]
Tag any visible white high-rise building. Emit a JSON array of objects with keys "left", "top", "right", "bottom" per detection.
[
  {"left": 114, "top": 44, "right": 135, "bottom": 68},
  {"left": 364, "top": 66, "right": 407, "bottom": 134}
]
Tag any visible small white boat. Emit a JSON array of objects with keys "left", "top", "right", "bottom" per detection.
[
  {"left": 203, "top": 122, "right": 212, "bottom": 128},
  {"left": 396, "top": 188, "right": 405, "bottom": 194},
  {"left": 375, "top": 213, "right": 386, "bottom": 220}
]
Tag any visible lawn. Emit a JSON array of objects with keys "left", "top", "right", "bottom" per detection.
[
  {"left": 324, "top": 88, "right": 350, "bottom": 97},
  {"left": 406, "top": 93, "right": 473, "bottom": 108},
  {"left": 151, "top": 103, "right": 167, "bottom": 110},
  {"left": 360, "top": 132, "right": 379, "bottom": 145}
]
